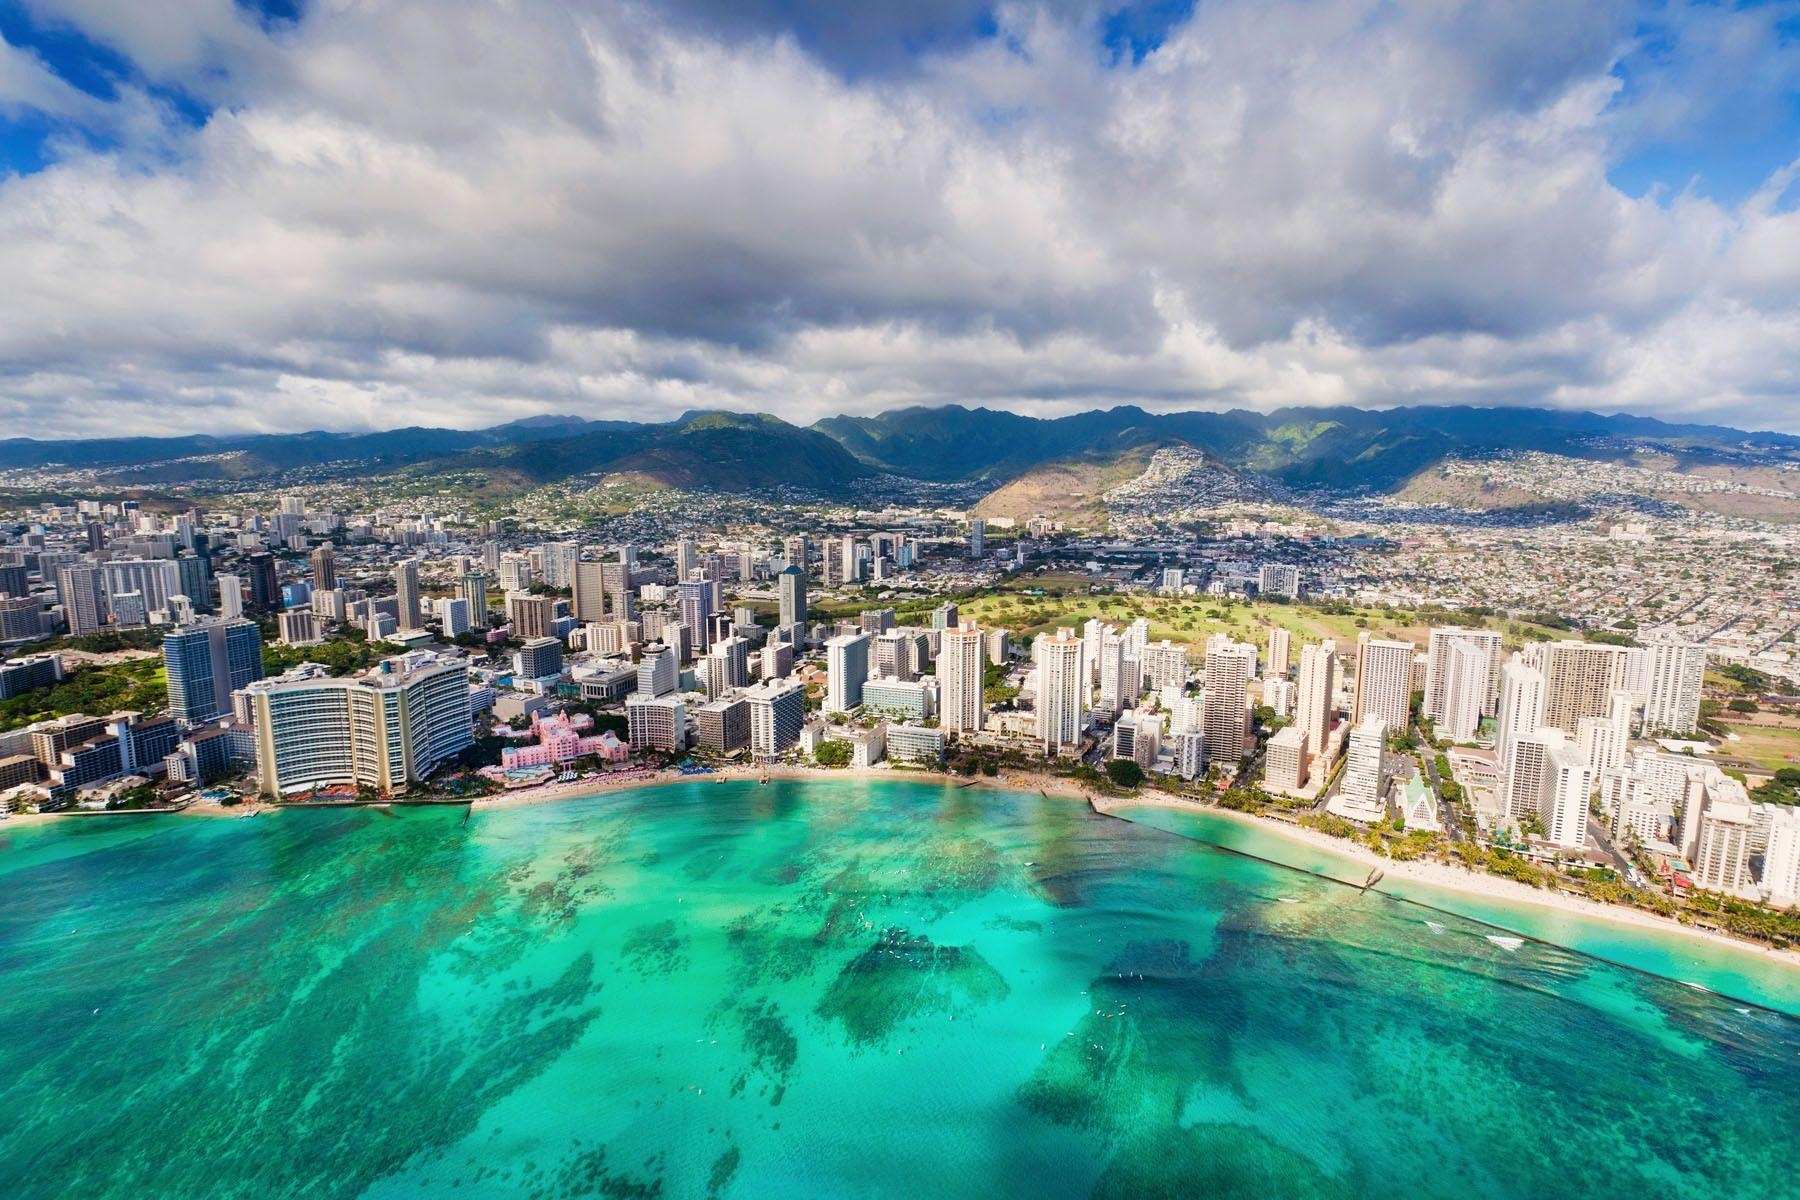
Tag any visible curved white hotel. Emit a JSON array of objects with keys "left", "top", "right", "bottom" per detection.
[{"left": 248, "top": 652, "right": 473, "bottom": 797}]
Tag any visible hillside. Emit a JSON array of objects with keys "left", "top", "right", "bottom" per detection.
[
  {"left": 399, "top": 411, "right": 873, "bottom": 496},
  {"left": 0, "top": 416, "right": 635, "bottom": 475},
  {"left": 4, "top": 402, "right": 1795, "bottom": 504},
  {"left": 823, "top": 404, "right": 1797, "bottom": 491},
  {"left": 974, "top": 446, "right": 1163, "bottom": 525}
]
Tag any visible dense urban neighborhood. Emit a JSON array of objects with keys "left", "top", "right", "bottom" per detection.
[{"left": 1, "top": 411, "right": 1796, "bottom": 949}]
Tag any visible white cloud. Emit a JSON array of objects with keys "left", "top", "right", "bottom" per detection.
[{"left": 0, "top": 0, "right": 1797, "bottom": 438}]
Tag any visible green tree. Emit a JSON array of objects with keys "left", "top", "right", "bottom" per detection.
[{"left": 1104, "top": 758, "right": 1144, "bottom": 789}]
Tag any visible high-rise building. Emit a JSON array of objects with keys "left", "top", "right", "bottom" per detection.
[
  {"left": 1091, "top": 632, "right": 1123, "bottom": 716},
  {"left": 1266, "top": 627, "right": 1291, "bottom": 678},
  {"left": 1340, "top": 716, "right": 1388, "bottom": 811},
  {"left": 393, "top": 558, "right": 424, "bottom": 632},
  {"left": 760, "top": 640, "right": 794, "bottom": 680},
  {"left": 626, "top": 693, "right": 687, "bottom": 754},
  {"left": 1173, "top": 727, "right": 1205, "bottom": 779},
  {"left": 1257, "top": 563, "right": 1301, "bottom": 599},
  {"left": 678, "top": 579, "right": 715, "bottom": 653},
  {"left": 1763, "top": 807, "right": 1800, "bottom": 906},
  {"left": 245, "top": 553, "right": 280, "bottom": 611},
  {"left": 932, "top": 603, "right": 959, "bottom": 631},
  {"left": 1263, "top": 676, "right": 1295, "bottom": 720},
  {"left": 1542, "top": 742, "right": 1593, "bottom": 850},
  {"left": 505, "top": 592, "right": 556, "bottom": 641},
  {"left": 1037, "top": 630, "right": 1087, "bottom": 757},
  {"left": 1644, "top": 642, "right": 1706, "bottom": 735},
  {"left": 968, "top": 519, "right": 985, "bottom": 558},
  {"left": 675, "top": 538, "right": 699, "bottom": 584},
  {"left": 1111, "top": 709, "right": 1159, "bottom": 768},
  {"left": 1141, "top": 640, "right": 1188, "bottom": 692},
  {"left": 572, "top": 560, "right": 608, "bottom": 623},
  {"left": 1352, "top": 634, "right": 1414, "bottom": 735},
  {"left": 825, "top": 632, "right": 871, "bottom": 715},
  {"left": 216, "top": 573, "right": 245, "bottom": 620},
  {"left": 1577, "top": 689, "right": 1635, "bottom": 778},
  {"left": 56, "top": 564, "right": 109, "bottom": 636},
  {"left": 1423, "top": 628, "right": 1502, "bottom": 725},
  {"left": 514, "top": 637, "right": 564, "bottom": 681},
  {"left": 1200, "top": 640, "right": 1256, "bottom": 769},
  {"left": 1502, "top": 726, "right": 1563, "bottom": 827},
  {"left": 435, "top": 596, "right": 472, "bottom": 638},
  {"left": 460, "top": 571, "right": 488, "bottom": 622},
  {"left": 492, "top": 554, "right": 530, "bottom": 595},
  {"left": 1294, "top": 640, "right": 1337, "bottom": 758},
  {"left": 1496, "top": 657, "right": 1547, "bottom": 796},
  {"left": 782, "top": 536, "right": 809, "bottom": 573},
  {"left": 248, "top": 653, "right": 471, "bottom": 796},
  {"left": 1542, "top": 641, "right": 1635, "bottom": 736},
  {"left": 939, "top": 624, "right": 987, "bottom": 736},
  {"left": 873, "top": 630, "right": 915, "bottom": 681},
  {"left": 103, "top": 558, "right": 180, "bottom": 618},
  {"left": 637, "top": 644, "right": 678, "bottom": 699},
  {"left": 0, "top": 596, "right": 44, "bottom": 643},
  {"left": 1693, "top": 802, "right": 1753, "bottom": 894},
  {"left": 163, "top": 618, "right": 265, "bottom": 723},
  {"left": 311, "top": 544, "right": 337, "bottom": 592},
  {"left": 696, "top": 695, "right": 751, "bottom": 754},
  {"left": 600, "top": 561, "right": 634, "bottom": 622},
  {"left": 538, "top": 541, "right": 580, "bottom": 589},
  {"left": 176, "top": 553, "right": 212, "bottom": 614},
  {"left": 0, "top": 652, "right": 63, "bottom": 700},
  {"left": 1265, "top": 725, "right": 1309, "bottom": 792},
  {"left": 1435, "top": 638, "right": 1494, "bottom": 742},
  {"left": 278, "top": 610, "right": 320, "bottom": 646},
  {"left": 756, "top": 564, "right": 799, "bottom": 636},
  {"left": 705, "top": 636, "right": 751, "bottom": 698},
  {"left": 747, "top": 679, "right": 805, "bottom": 761}
]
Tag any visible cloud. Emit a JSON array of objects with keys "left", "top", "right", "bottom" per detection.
[{"left": 0, "top": 0, "right": 1797, "bottom": 439}]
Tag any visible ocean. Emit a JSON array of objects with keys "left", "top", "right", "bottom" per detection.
[{"left": 0, "top": 777, "right": 1792, "bottom": 1199}]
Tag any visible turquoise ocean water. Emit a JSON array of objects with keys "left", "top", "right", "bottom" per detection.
[{"left": 0, "top": 778, "right": 1794, "bottom": 1199}]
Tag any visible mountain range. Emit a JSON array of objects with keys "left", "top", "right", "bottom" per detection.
[{"left": 4, "top": 404, "right": 1796, "bottom": 510}]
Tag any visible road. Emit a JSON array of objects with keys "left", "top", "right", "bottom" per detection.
[
  {"left": 1413, "top": 724, "right": 1466, "bottom": 842},
  {"left": 1587, "top": 814, "right": 1637, "bottom": 880}
]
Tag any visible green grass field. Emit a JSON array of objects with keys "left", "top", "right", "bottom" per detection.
[
  {"left": 804, "top": 572, "right": 1572, "bottom": 659},
  {"left": 1717, "top": 722, "right": 1800, "bottom": 773},
  {"left": 946, "top": 575, "right": 1567, "bottom": 656}
]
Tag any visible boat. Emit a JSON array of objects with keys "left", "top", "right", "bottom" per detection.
[{"left": 1485, "top": 935, "right": 1524, "bottom": 952}]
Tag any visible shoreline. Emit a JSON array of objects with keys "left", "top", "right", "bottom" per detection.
[
  {"left": 472, "top": 764, "right": 1800, "bottom": 970},
  {"left": 1093, "top": 791, "right": 1800, "bottom": 969},
  {"left": 11, "top": 763, "right": 1796, "bottom": 973}
]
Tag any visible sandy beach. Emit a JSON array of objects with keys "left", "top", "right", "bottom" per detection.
[{"left": 1093, "top": 791, "right": 1800, "bottom": 968}]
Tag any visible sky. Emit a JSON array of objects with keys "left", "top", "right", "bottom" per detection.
[{"left": 1, "top": 1, "right": 1799, "bottom": 439}]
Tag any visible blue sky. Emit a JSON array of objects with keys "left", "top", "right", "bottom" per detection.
[{"left": 1, "top": 0, "right": 1798, "bottom": 436}]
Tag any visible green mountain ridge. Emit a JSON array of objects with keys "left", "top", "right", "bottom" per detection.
[
  {"left": 6, "top": 403, "right": 1796, "bottom": 499},
  {"left": 399, "top": 411, "right": 875, "bottom": 496}
]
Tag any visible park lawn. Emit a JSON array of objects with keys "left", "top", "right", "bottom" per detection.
[
  {"left": 1718, "top": 722, "right": 1800, "bottom": 773},
  {"left": 954, "top": 591, "right": 1444, "bottom": 655},
  {"left": 812, "top": 572, "right": 1576, "bottom": 659}
]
